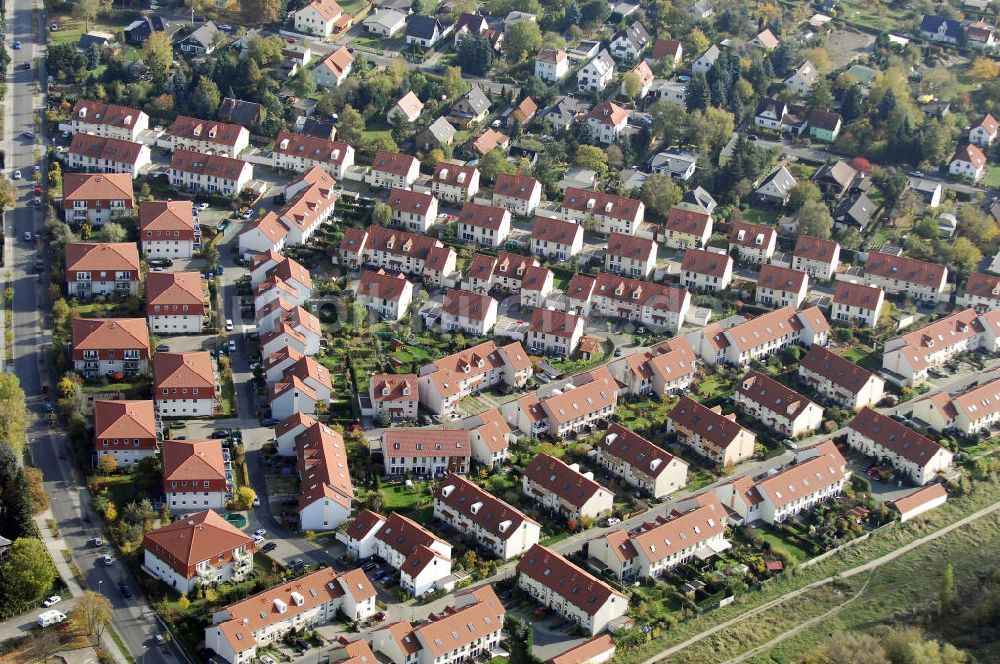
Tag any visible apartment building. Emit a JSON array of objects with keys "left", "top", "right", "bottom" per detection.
[
  {"left": 912, "top": 374, "right": 1000, "bottom": 436},
  {"left": 64, "top": 99, "right": 149, "bottom": 141},
  {"left": 154, "top": 351, "right": 216, "bottom": 417},
  {"left": 162, "top": 439, "right": 229, "bottom": 512},
  {"left": 139, "top": 200, "right": 199, "bottom": 258},
  {"left": 680, "top": 248, "right": 732, "bottom": 292},
  {"left": 381, "top": 429, "right": 472, "bottom": 477},
  {"left": 604, "top": 233, "right": 657, "bottom": 279},
  {"left": 516, "top": 544, "right": 628, "bottom": 635},
  {"left": 339, "top": 226, "right": 456, "bottom": 287},
  {"left": 272, "top": 131, "right": 355, "bottom": 178},
  {"left": 93, "top": 399, "right": 157, "bottom": 467},
  {"left": 798, "top": 345, "right": 885, "bottom": 411},
  {"left": 597, "top": 423, "right": 688, "bottom": 499},
  {"left": 882, "top": 308, "right": 1000, "bottom": 385},
  {"left": 169, "top": 150, "right": 253, "bottom": 196},
  {"left": 735, "top": 371, "right": 824, "bottom": 437},
  {"left": 526, "top": 308, "right": 584, "bottom": 357},
  {"left": 72, "top": 318, "right": 150, "bottom": 379},
  {"left": 864, "top": 251, "right": 948, "bottom": 302},
  {"left": 492, "top": 174, "right": 542, "bottom": 217},
  {"left": 662, "top": 207, "right": 712, "bottom": 249},
  {"left": 690, "top": 306, "right": 830, "bottom": 366},
  {"left": 608, "top": 337, "right": 697, "bottom": 398},
  {"left": 296, "top": 421, "right": 354, "bottom": 531},
  {"left": 417, "top": 341, "right": 532, "bottom": 415},
  {"left": 62, "top": 173, "right": 135, "bottom": 226},
  {"left": 65, "top": 242, "right": 141, "bottom": 299},
  {"left": 668, "top": 396, "right": 756, "bottom": 468},
  {"left": 562, "top": 188, "right": 644, "bottom": 235},
  {"left": 368, "top": 374, "right": 419, "bottom": 421},
  {"left": 143, "top": 509, "right": 253, "bottom": 594},
  {"left": 434, "top": 473, "right": 541, "bottom": 559},
  {"left": 146, "top": 271, "right": 205, "bottom": 334},
  {"left": 522, "top": 453, "right": 613, "bottom": 521},
  {"left": 67, "top": 132, "right": 151, "bottom": 178},
  {"left": 846, "top": 408, "right": 954, "bottom": 485},
  {"left": 791, "top": 236, "right": 840, "bottom": 280}
]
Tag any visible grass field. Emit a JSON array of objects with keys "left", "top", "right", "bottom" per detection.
[
  {"left": 741, "top": 206, "right": 781, "bottom": 227},
  {"left": 834, "top": 0, "right": 914, "bottom": 31},
  {"left": 754, "top": 526, "right": 813, "bottom": 564},
  {"left": 379, "top": 481, "right": 433, "bottom": 522},
  {"left": 984, "top": 165, "right": 1000, "bottom": 188}
]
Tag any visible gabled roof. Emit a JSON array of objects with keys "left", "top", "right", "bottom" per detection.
[
  {"left": 631, "top": 493, "right": 725, "bottom": 563},
  {"left": 681, "top": 248, "right": 730, "bottom": 278},
  {"left": 442, "top": 288, "right": 496, "bottom": 321},
  {"left": 600, "top": 423, "right": 685, "bottom": 479},
  {"left": 357, "top": 268, "right": 411, "bottom": 302},
  {"left": 562, "top": 187, "right": 642, "bottom": 222},
  {"left": 665, "top": 207, "right": 712, "bottom": 236},
  {"left": 70, "top": 100, "right": 145, "bottom": 129},
  {"left": 72, "top": 318, "right": 149, "bottom": 353},
  {"left": 847, "top": 408, "right": 947, "bottom": 468},
  {"left": 669, "top": 396, "right": 748, "bottom": 449},
  {"left": 494, "top": 173, "right": 540, "bottom": 200},
  {"left": 68, "top": 132, "right": 147, "bottom": 165},
  {"left": 406, "top": 14, "right": 443, "bottom": 39},
  {"left": 606, "top": 232, "right": 655, "bottom": 262},
  {"left": 651, "top": 38, "right": 682, "bottom": 60},
  {"left": 754, "top": 442, "right": 846, "bottom": 509},
  {"left": 523, "top": 453, "right": 604, "bottom": 507},
  {"left": 594, "top": 273, "right": 688, "bottom": 313},
  {"left": 170, "top": 150, "right": 250, "bottom": 180},
  {"left": 373, "top": 150, "right": 419, "bottom": 176},
  {"left": 532, "top": 216, "right": 582, "bottom": 245},
  {"left": 371, "top": 373, "right": 418, "bottom": 402},
  {"left": 738, "top": 371, "right": 818, "bottom": 421},
  {"left": 65, "top": 242, "right": 140, "bottom": 274},
  {"left": 975, "top": 113, "right": 999, "bottom": 136},
  {"left": 730, "top": 221, "right": 776, "bottom": 249},
  {"left": 952, "top": 144, "right": 987, "bottom": 169},
  {"left": 808, "top": 110, "right": 842, "bottom": 131},
  {"left": 392, "top": 92, "right": 424, "bottom": 122},
  {"left": 170, "top": 115, "right": 246, "bottom": 147},
  {"left": 140, "top": 200, "right": 196, "bottom": 233},
  {"left": 273, "top": 130, "right": 352, "bottom": 166},
  {"left": 963, "top": 272, "right": 1000, "bottom": 302},
  {"left": 154, "top": 351, "right": 215, "bottom": 391},
  {"left": 388, "top": 187, "right": 435, "bottom": 216},
  {"left": 793, "top": 235, "right": 838, "bottom": 263},
  {"left": 435, "top": 473, "right": 538, "bottom": 541},
  {"left": 919, "top": 14, "right": 962, "bottom": 38},
  {"left": 757, "top": 264, "right": 807, "bottom": 293},
  {"left": 834, "top": 281, "right": 883, "bottom": 310},
  {"left": 147, "top": 271, "right": 203, "bottom": 310},
  {"left": 865, "top": 251, "right": 946, "bottom": 288},
  {"left": 63, "top": 173, "right": 134, "bottom": 203},
  {"left": 424, "top": 117, "right": 458, "bottom": 144},
  {"left": 94, "top": 399, "right": 156, "bottom": 441},
  {"left": 516, "top": 544, "right": 626, "bottom": 614},
  {"left": 529, "top": 308, "right": 582, "bottom": 337},
  {"left": 457, "top": 201, "right": 508, "bottom": 230}
]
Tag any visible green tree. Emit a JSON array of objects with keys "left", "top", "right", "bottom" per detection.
[
  {"left": 957, "top": 203, "right": 999, "bottom": 251},
  {"left": 190, "top": 77, "right": 221, "bottom": 118},
  {"left": 504, "top": 21, "right": 543, "bottom": 62},
  {"left": 949, "top": 237, "right": 982, "bottom": 274},
  {"left": 294, "top": 66, "right": 317, "bottom": 97},
  {"left": 574, "top": 145, "right": 608, "bottom": 173},
  {"left": 639, "top": 173, "right": 683, "bottom": 221},
  {"left": 622, "top": 71, "right": 643, "bottom": 100},
  {"left": 807, "top": 79, "right": 834, "bottom": 112},
  {"left": 940, "top": 563, "right": 956, "bottom": 615},
  {"left": 442, "top": 66, "right": 468, "bottom": 99},
  {"left": 242, "top": 0, "right": 282, "bottom": 24},
  {"left": 479, "top": 147, "right": 514, "bottom": 183},
  {"left": 456, "top": 34, "right": 495, "bottom": 76},
  {"left": 687, "top": 107, "right": 735, "bottom": 164},
  {"left": 797, "top": 200, "right": 834, "bottom": 239},
  {"left": 142, "top": 32, "right": 173, "bottom": 80},
  {"left": 373, "top": 202, "right": 393, "bottom": 226},
  {"left": 0, "top": 177, "right": 15, "bottom": 211},
  {"left": 247, "top": 35, "right": 285, "bottom": 66},
  {"left": 337, "top": 105, "right": 365, "bottom": 145},
  {"left": 921, "top": 119, "right": 955, "bottom": 166},
  {"left": 0, "top": 539, "right": 57, "bottom": 612},
  {"left": 71, "top": 0, "right": 103, "bottom": 32},
  {"left": 787, "top": 182, "right": 823, "bottom": 210},
  {"left": 96, "top": 223, "right": 127, "bottom": 243}
]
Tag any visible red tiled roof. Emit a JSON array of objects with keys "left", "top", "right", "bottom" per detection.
[
  {"left": 516, "top": 544, "right": 626, "bottom": 615},
  {"left": 65, "top": 242, "right": 140, "bottom": 274},
  {"left": 681, "top": 248, "right": 730, "bottom": 277},
  {"left": 143, "top": 509, "right": 252, "bottom": 578},
  {"left": 834, "top": 281, "right": 883, "bottom": 310},
  {"left": 170, "top": 115, "right": 245, "bottom": 147}
]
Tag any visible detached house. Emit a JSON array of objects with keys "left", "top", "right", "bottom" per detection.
[
  {"left": 62, "top": 173, "right": 135, "bottom": 226},
  {"left": 406, "top": 15, "right": 446, "bottom": 48},
  {"left": 597, "top": 424, "right": 687, "bottom": 499},
  {"left": 736, "top": 371, "right": 823, "bottom": 438},
  {"left": 435, "top": 473, "right": 540, "bottom": 560},
  {"left": 355, "top": 269, "right": 413, "bottom": 322},
  {"left": 450, "top": 87, "right": 491, "bottom": 127},
  {"left": 784, "top": 60, "right": 819, "bottom": 94},
  {"left": 312, "top": 46, "right": 354, "bottom": 88},
  {"left": 293, "top": 0, "right": 349, "bottom": 38},
  {"left": 146, "top": 271, "right": 206, "bottom": 334},
  {"left": 370, "top": 150, "right": 421, "bottom": 189},
  {"left": 516, "top": 545, "right": 628, "bottom": 635},
  {"left": 847, "top": 408, "right": 954, "bottom": 485},
  {"left": 970, "top": 114, "right": 998, "bottom": 147},
  {"left": 94, "top": 399, "right": 157, "bottom": 467},
  {"left": 369, "top": 374, "right": 419, "bottom": 421},
  {"left": 681, "top": 248, "right": 732, "bottom": 293},
  {"left": 750, "top": 28, "right": 779, "bottom": 50},
  {"left": 169, "top": 116, "right": 249, "bottom": 158},
  {"left": 388, "top": 188, "right": 439, "bottom": 234},
  {"left": 440, "top": 289, "right": 498, "bottom": 335},
  {"left": 692, "top": 44, "right": 720, "bottom": 75},
  {"left": 604, "top": 233, "right": 657, "bottom": 279},
  {"left": 522, "top": 453, "right": 613, "bottom": 521},
  {"left": 609, "top": 21, "right": 649, "bottom": 60},
  {"left": 464, "top": 408, "right": 512, "bottom": 468},
  {"left": 949, "top": 144, "right": 987, "bottom": 181},
  {"left": 754, "top": 98, "right": 791, "bottom": 132},
  {"left": 755, "top": 264, "right": 809, "bottom": 309},
  {"left": 668, "top": 396, "right": 755, "bottom": 467},
  {"left": 531, "top": 216, "right": 584, "bottom": 262},
  {"left": 65, "top": 242, "right": 140, "bottom": 299},
  {"left": 578, "top": 50, "right": 615, "bottom": 93},
  {"left": 72, "top": 318, "right": 150, "bottom": 379},
  {"left": 650, "top": 38, "right": 682, "bottom": 64},
  {"left": 562, "top": 188, "right": 644, "bottom": 235},
  {"left": 139, "top": 200, "right": 199, "bottom": 259},
  {"left": 832, "top": 281, "right": 885, "bottom": 328},
  {"left": 864, "top": 251, "right": 948, "bottom": 302},
  {"left": 792, "top": 235, "right": 840, "bottom": 280},
  {"left": 142, "top": 509, "right": 253, "bottom": 594},
  {"left": 798, "top": 345, "right": 884, "bottom": 411},
  {"left": 456, "top": 202, "right": 510, "bottom": 247},
  {"left": 154, "top": 351, "right": 216, "bottom": 417},
  {"left": 492, "top": 173, "right": 542, "bottom": 217},
  {"left": 387, "top": 91, "right": 424, "bottom": 126},
  {"left": 586, "top": 102, "right": 629, "bottom": 144},
  {"left": 362, "top": 8, "right": 406, "bottom": 37},
  {"left": 729, "top": 221, "right": 777, "bottom": 263},
  {"left": 432, "top": 163, "right": 480, "bottom": 204},
  {"left": 535, "top": 48, "right": 569, "bottom": 81},
  {"left": 806, "top": 110, "right": 843, "bottom": 142},
  {"left": 919, "top": 14, "right": 962, "bottom": 44},
  {"left": 162, "top": 439, "right": 228, "bottom": 512}
]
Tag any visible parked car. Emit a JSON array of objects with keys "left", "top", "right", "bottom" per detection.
[
  {"left": 361, "top": 561, "right": 378, "bottom": 571},
  {"left": 42, "top": 596, "right": 61, "bottom": 608},
  {"left": 260, "top": 542, "right": 277, "bottom": 553},
  {"left": 101, "top": 554, "right": 114, "bottom": 566},
  {"left": 118, "top": 583, "right": 132, "bottom": 598},
  {"left": 90, "top": 538, "right": 103, "bottom": 547},
  {"left": 252, "top": 497, "right": 260, "bottom": 507},
  {"left": 225, "top": 319, "right": 234, "bottom": 331},
  {"left": 156, "top": 344, "right": 171, "bottom": 352},
  {"left": 252, "top": 528, "right": 266, "bottom": 539},
  {"left": 11, "top": 170, "right": 20, "bottom": 180}
]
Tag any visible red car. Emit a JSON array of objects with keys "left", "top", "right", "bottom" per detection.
[
  {"left": 286, "top": 37, "right": 297, "bottom": 43},
  {"left": 372, "top": 612, "right": 386, "bottom": 623},
  {"left": 34, "top": 185, "right": 41, "bottom": 195},
  {"left": 532, "top": 606, "right": 547, "bottom": 618}
]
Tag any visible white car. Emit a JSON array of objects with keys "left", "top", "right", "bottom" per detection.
[
  {"left": 252, "top": 528, "right": 266, "bottom": 538},
  {"left": 12, "top": 170, "right": 20, "bottom": 180},
  {"left": 228, "top": 340, "right": 236, "bottom": 353},
  {"left": 225, "top": 319, "right": 234, "bottom": 331},
  {"left": 102, "top": 554, "right": 114, "bottom": 566},
  {"left": 23, "top": 232, "right": 32, "bottom": 242},
  {"left": 42, "top": 596, "right": 61, "bottom": 608},
  {"left": 198, "top": 202, "right": 210, "bottom": 210},
  {"left": 607, "top": 517, "right": 621, "bottom": 526},
  {"left": 252, "top": 497, "right": 261, "bottom": 507},
  {"left": 260, "top": 657, "right": 276, "bottom": 664},
  {"left": 252, "top": 533, "right": 265, "bottom": 543}
]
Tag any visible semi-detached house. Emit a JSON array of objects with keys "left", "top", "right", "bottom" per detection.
[
  {"left": 67, "top": 132, "right": 151, "bottom": 178},
  {"left": 65, "top": 241, "right": 140, "bottom": 299},
  {"left": 432, "top": 163, "right": 480, "bottom": 204},
  {"left": 730, "top": 221, "right": 777, "bottom": 263},
  {"left": 253, "top": 255, "right": 312, "bottom": 309},
  {"left": 295, "top": 421, "right": 354, "bottom": 531},
  {"left": 960, "top": 272, "right": 1000, "bottom": 312},
  {"left": 154, "top": 351, "right": 216, "bottom": 417},
  {"left": 755, "top": 264, "right": 808, "bottom": 310},
  {"left": 735, "top": 371, "right": 824, "bottom": 438},
  {"left": 434, "top": 473, "right": 540, "bottom": 560},
  {"left": 881, "top": 308, "right": 1000, "bottom": 385},
  {"left": 681, "top": 248, "right": 732, "bottom": 292},
  {"left": 94, "top": 399, "right": 157, "bottom": 467},
  {"left": 667, "top": 396, "right": 755, "bottom": 468},
  {"left": 339, "top": 225, "right": 457, "bottom": 287},
  {"left": 142, "top": 509, "right": 253, "bottom": 595},
  {"left": 381, "top": 428, "right": 472, "bottom": 477},
  {"left": 590, "top": 273, "right": 690, "bottom": 332},
  {"left": 597, "top": 423, "right": 688, "bottom": 499},
  {"left": 522, "top": 452, "right": 613, "bottom": 521},
  {"left": 537, "top": 366, "right": 619, "bottom": 438},
  {"left": 792, "top": 236, "right": 840, "bottom": 280},
  {"left": 516, "top": 544, "right": 627, "bottom": 635},
  {"left": 605, "top": 233, "right": 657, "bottom": 279},
  {"left": 587, "top": 493, "right": 728, "bottom": 579},
  {"left": 356, "top": 269, "right": 413, "bottom": 322},
  {"left": 440, "top": 289, "right": 498, "bottom": 336},
  {"left": 369, "top": 373, "right": 419, "bottom": 421},
  {"left": 562, "top": 188, "right": 644, "bottom": 235},
  {"left": 62, "top": 172, "right": 135, "bottom": 226},
  {"left": 913, "top": 374, "right": 1000, "bottom": 436},
  {"left": 72, "top": 318, "right": 150, "bottom": 379},
  {"left": 864, "top": 251, "right": 948, "bottom": 302},
  {"left": 846, "top": 408, "right": 954, "bottom": 485},
  {"left": 463, "top": 407, "right": 511, "bottom": 468},
  {"left": 527, "top": 308, "right": 584, "bottom": 357},
  {"left": 492, "top": 173, "right": 542, "bottom": 217},
  {"left": 139, "top": 200, "right": 200, "bottom": 259},
  {"left": 370, "top": 151, "right": 421, "bottom": 189},
  {"left": 531, "top": 216, "right": 584, "bottom": 262},
  {"left": 204, "top": 567, "right": 376, "bottom": 664},
  {"left": 162, "top": 439, "right": 229, "bottom": 513},
  {"left": 520, "top": 265, "right": 554, "bottom": 308},
  {"left": 456, "top": 202, "right": 510, "bottom": 247},
  {"left": 608, "top": 337, "right": 697, "bottom": 398},
  {"left": 388, "top": 188, "right": 438, "bottom": 234},
  {"left": 832, "top": 281, "right": 885, "bottom": 328},
  {"left": 146, "top": 271, "right": 206, "bottom": 334},
  {"left": 663, "top": 207, "right": 712, "bottom": 249},
  {"left": 798, "top": 345, "right": 884, "bottom": 411}
]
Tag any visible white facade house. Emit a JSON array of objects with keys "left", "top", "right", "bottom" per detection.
[
  {"left": 577, "top": 50, "right": 615, "bottom": 93},
  {"left": 64, "top": 100, "right": 149, "bottom": 141},
  {"left": 355, "top": 269, "right": 414, "bottom": 322},
  {"left": 522, "top": 453, "right": 613, "bottom": 521},
  {"left": 492, "top": 174, "right": 542, "bottom": 217},
  {"left": 169, "top": 150, "right": 253, "bottom": 196},
  {"left": 597, "top": 424, "right": 687, "bottom": 499},
  {"left": 535, "top": 48, "right": 568, "bottom": 81},
  {"left": 67, "top": 133, "right": 151, "bottom": 178},
  {"left": 798, "top": 345, "right": 884, "bottom": 411},
  {"left": 735, "top": 371, "right": 824, "bottom": 438},
  {"left": 293, "top": 0, "right": 346, "bottom": 38},
  {"left": 456, "top": 202, "right": 510, "bottom": 247},
  {"left": 864, "top": 251, "right": 948, "bottom": 302},
  {"left": 846, "top": 408, "right": 954, "bottom": 485},
  {"left": 949, "top": 144, "right": 987, "bottom": 181},
  {"left": 530, "top": 216, "right": 584, "bottom": 262},
  {"left": 154, "top": 351, "right": 216, "bottom": 418},
  {"left": 832, "top": 281, "right": 885, "bottom": 328},
  {"left": 388, "top": 188, "right": 439, "bottom": 234},
  {"left": 681, "top": 248, "right": 732, "bottom": 292},
  {"left": 440, "top": 289, "right": 498, "bottom": 336}
]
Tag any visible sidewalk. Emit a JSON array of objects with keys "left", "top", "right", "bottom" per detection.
[{"left": 34, "top": 512, "right": 132, "bottom": 664}]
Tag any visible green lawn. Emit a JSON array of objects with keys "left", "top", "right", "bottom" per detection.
[
  {"left": 379, "top": 481, "right": 433, "bottom": 522},
  {"left": 984, "top": 165, "right": 1000, "bottom": 188},
  {"left": 74, "top": 300, "right": 141, "bottom": 318},
  {"left": 741, "top": 206, "right": 781, "bottom": 226},
  {"left": 49, "top": 14, "right": 133, "bottom": 47},
  {"left": 754, "top": 525, "right": 813, "bottom": 564},
  {"left": 834, "top": 0, "right": 913, "bottom": 31},
  {"left": 834, "top": 342, "right": 881, "bottom": 371}
]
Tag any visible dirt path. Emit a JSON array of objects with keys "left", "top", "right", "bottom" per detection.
[{"left": 639, "top": 499, "right": 1000, "bottom": 664}]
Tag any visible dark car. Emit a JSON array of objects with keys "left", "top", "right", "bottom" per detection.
[
  {"left": 261, "top": 542, "right": 277, "bottom": 553},
  {"left": 118, "top": 584, "right": 132, "bottom": 598},
  {"left": 156, "top": 344, "right": 170, "bottom": 352},
  {"left": 261, "top": 418, "right": 279, "bottom": 426},
  {"left": 211, "top": 429, "right": 229, "bottom": 439},
  {"left": 361, "top": 561, "right": 378, "bottom": 571}
]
